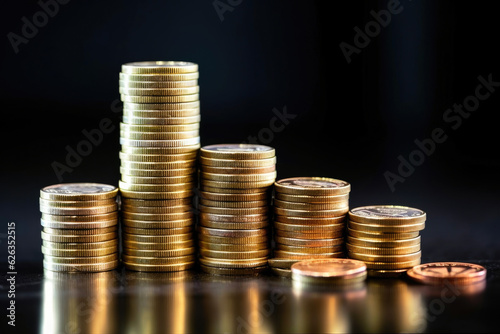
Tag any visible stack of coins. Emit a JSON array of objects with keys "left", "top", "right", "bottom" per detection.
[
  {"left": 119, "top": 61, "right": 200, "bottom": 272},
  {"left": 272, "top": 177, "right": 350, "bottom": 268},
  {"left": 39, "top": 183, "right": 119, "bottom": 272},
  {"left": 291, "top": 258, "right": 367, "bottom": 286},
  {"left": 197, "top": 144, "right": 276, "bottom": 275},
  {"left": 346, "top": 205, "right": 425, "bottom": 277}
]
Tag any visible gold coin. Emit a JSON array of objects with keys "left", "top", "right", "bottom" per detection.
[
  {"left": 39, "top": 198, "right": 116, "bottom": 208},
  {"left": 119, "top": 189, "right": 193, "bottom": 200},
  {"left": 347, "top": 227, "right": 419, "bottom": 240},
  {"left": 198, "top": 241, "right": 268, "bottom": 252},
  {"left": 275, "top": 215, "right": 346, "bottom": 225},
  {"left": 121, "top": 61, "right": 198, "bottom": 74},
  {"left": 199, "top": 257, "right": 268, "bottom": 269},
  {"left": 268, "top": 258, "right": 300, "bottom": 269},
  {"left": 275, "top": 177, "right": 351, "bottom": 196},
  {"left": 199, "top": 156, "right": 276, "bottom": 168},
  {"left": 198, "top": 226, "right": 267, "bottom": 237},
  {"left": 119, "top": 181, "right": 194, "bottom": 192},
  {"left": 348, "top": 220, "right": 425, "bottom": 233},
  {"left": 122, "top": 218, "right": 193, "bottom": 229},
  {"left": 346, "top": 235, "right": 421, "bottom": 247},
  {"left": 120, "top": 79, "right": 198, "bottom": 88},
  {"left": 42, "top": 226, "right": 116, "bottom": 235},
  {"left": 120, "top": 160, "right": 196, "bottom": 170},
  {"left": 120, "top": 167, "right": 196, "bottom": 177},
  {"left": 124, "top": 261, "right": 195, "bottom": 272},
  {"left": 122, "top": 211, "right": 193, "bottom": 221},
  {"left": 41, "top": 246, "right": 117, "bottom": 257},
  {"left": 367, "top": 269, "right": 409, "bottom": 278},
  {"left": 200, "top": 179, "right": 275, "bottom": 189},
  {"left": 199, "top": 205, "right": 268, "bottom": 215},
  {"left": 119, "top": 72, "right": 199, "bottom": 82},
  {"left": 43, "top": 260, "right": 118, "bottom": 272},
  {"left": 199, "top": 191, "right": 268, "bottom": 202},
  {"left": 40, "top": 183, "right": 118, "bottom": 201},
  {"left": 274, "top": 207, "right": 348, "bottom": 218},
  {"left": 40, "top": 218, "right": 117, "bottom": 230},
  {"left": 275, "top": 236, "right": 344, "bottom": 247},
  {"left": 123, "top": 233, "right": 192, "bottom": 243},
  {"left": 200, "top": 165, "right": 276, "bottom": 174},
  {"left": 44, "top": 253, "right": 118, "bottom": 265},
  {"left": 277, "top": 244, "right": 344, "bottom": 254},
  {"left": 200, "top": 220, "right": 268, "bottom": 230},
  {"left": 123, "top": 226, "right": 193, "bottom": 235},
  {"left": 200, "top": 212, "right": 268, "bottom": 223},
  {"left": 275, "top": 230, "right": 344, "bottom": 240},
  {"left": 121, "top": 204, "right": 191, "bottom": 214},
  {"left": 39, "top": 204, "right": 117, "bottom": 216},
  {"left": 201, "top": 186, "right": 269, "bottom": 194},
  {"left": 121, "top": 175, "right": 194, "bottom": 185},
  {"left": 120, "top": 130, "right": 199, "bottom": 141},
  {"left": 120, "top": 145, "right": 200, "bottom": 155},
  {"left": 123, "top": 101, "right": 200, "bottom": 110},
  {"left": 200, "top": 265, "right": 267, "bottom": 276},
  {"left": 199, "top": 198, "right": 268, "bottom": 208},
  {"left": 42, "top": 239, "right": 118, "bottom": 250},
  {"left": 41, "top": 231, "right": 117, "bottom": 243},
  {"left": 201, "top": 172, "right": 277, "bottom": 183},
  {"left": 120, "top": 121, "right": 200, "bottom": 132},
  {"left": 348, "top": 251, "right": 421, "bottom": 263},
  {"left": 120, "top": 153, "right": 198, "bottom": 164},
  {"left": 274, "top": 250, "right": 344, "bottom": 260},
  {"left": 124, "top": 240, "right": 194, "bottom": 250},
  {"left": 274, "top": 221, "right": 344, "bottom": 233},
  {"left": 270, "top": 267, "right": 291, "bottom": 278},
  {"left": 362, "top": 259, "right": 421, "bottom": 270},
  {"left": 123, "top": 247, "right": 195, "bottom": 257},
  {"left": 200, "top": 144, "right": 275, "bottom": 159},
  {"left": 122, "top": 115, "right": 201, "bottom": 126},
  {"left": 123, "top": 109, "right": 200, "bottom": 119},
  {"left": 122, "top": 198, "right": 191, "bottom": 207},
  {"left": 349, "top": 205, "right": 426, "bottom": 225},
  {"left": 274, "top": 199, "right": 349, "bottom": 211},
  {"left": 346, "top": 243, "right": 421, "bottom": 255},
  {"left": 119, "top": 86, "right": 199, "bottom": 96},
  {"left": 275, "top": 192, "right": 349, "bottom": 203},
  {"left": 198, "top": 234, "right": 268, "bottom": 245},
  {"left": 121, "top": 93, "right": 199, "bottom": 103},
  {"left": 122, "top": 254, "right": 196, "bottom": 265},
  {"left": 120, "top": 137, "right": 200, "bottom": 148},
  {"left": 200, "top": 248, "right": 270, "bottom": 260}
]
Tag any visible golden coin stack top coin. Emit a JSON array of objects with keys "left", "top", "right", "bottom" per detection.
[
  {"left": 346, "top": 205, "right": 426, "bottom": 277},
  {"left": 39, "top": 183, "right": 119, "bottom": 272},
  {"left": 198, "top": 144, "right": 276, "bottom": 275},
  {"left": 119, "top": 61, "right": 199, "bottom": 272},
  {"left": 270, "top": 177, "right": 350, "bottom": 276}
]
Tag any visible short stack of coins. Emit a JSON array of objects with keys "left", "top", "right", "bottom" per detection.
[
  {"left": 198, "top": 144, "right": 276, "bottom": 275},
  {"left": 346, "top": 205, "right": 425, "bottom": 278},
  {"left": 39, "top": 183, "right": 119, "bottom": 272},
  {"left": 119, "top": 61, "right": 200, "bottom": 272},
  {"left": 270, "top": 177, "right": 351, "bottom": 275}
]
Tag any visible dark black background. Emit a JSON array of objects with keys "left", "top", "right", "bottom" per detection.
[{"left": 1, "top": 0, "right": 499, "bottom": 271}]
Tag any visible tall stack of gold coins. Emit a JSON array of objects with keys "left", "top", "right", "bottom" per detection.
[
  {"left": 197, "top": 144, "right": 276, "bottom": 275},
  {"left": 270, "top": 177, "right": 350, "bottom": 275},
  {"left": 346, "top": 205, "right": 425, "bottom": 277},
  {"left": 39, "top": 183, "right": 119, "bottom": 272},
  {"left": 119, "top": 61, "right": 200, "bottom": 272}
]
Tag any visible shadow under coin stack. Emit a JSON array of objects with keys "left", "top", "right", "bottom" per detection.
[
  {"left": 39, "top": 183, "right": 119, "bottom": 272},
  {"left": 270, "top": 177, "right": 351, "bottom": 276},
  {"left": 119, "top": 61, "right": 200, "bottom": 272},
  {"left": 346, "top": 205, "right": 425, "bottom": 278},
  {"left": 198, "top": 144, "right": 277, "bottom": 275}
]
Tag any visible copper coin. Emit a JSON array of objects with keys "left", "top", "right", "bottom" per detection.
[{"left": 407, "top": 262, "right": 487, "bottom": 285}]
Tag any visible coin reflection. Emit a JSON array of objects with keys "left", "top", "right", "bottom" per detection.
[{"left": 40, "top": 269, "right": 119, "bottom": 334}]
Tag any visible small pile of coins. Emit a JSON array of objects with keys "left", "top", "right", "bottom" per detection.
[
  {"left": 39, "top": 183, "right": 119, "bottom": 272},
  {"left": 270, "top": 177, "right": 350, "bottom": 276},
  {"left": 198, "top": 144, "right": 276, "bottom": 275},
  {"left": 291, "top": 258, "right": 367, "bottom": 285},
  {"left": 119, "top": 61, "right": 200, "bottom": 272},
  {"left": 346, "top": 205, "right": 425, "bottom": 277}
]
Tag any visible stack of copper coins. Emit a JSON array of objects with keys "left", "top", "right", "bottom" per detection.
[
  {"left": 39, "top": 183, "right": 119, "bottom": 272},
  {"left": 270, "top": 177, "right": 351, "bottom": 276},
  {"left": 119, "top": 61, "right": 200, "bottom": 272},
  {"left": 346, "top": 205, "right": 425, "bottom": 277},
  {"left": 198, "top": 144, "right": 276, "bottom": 275}
]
